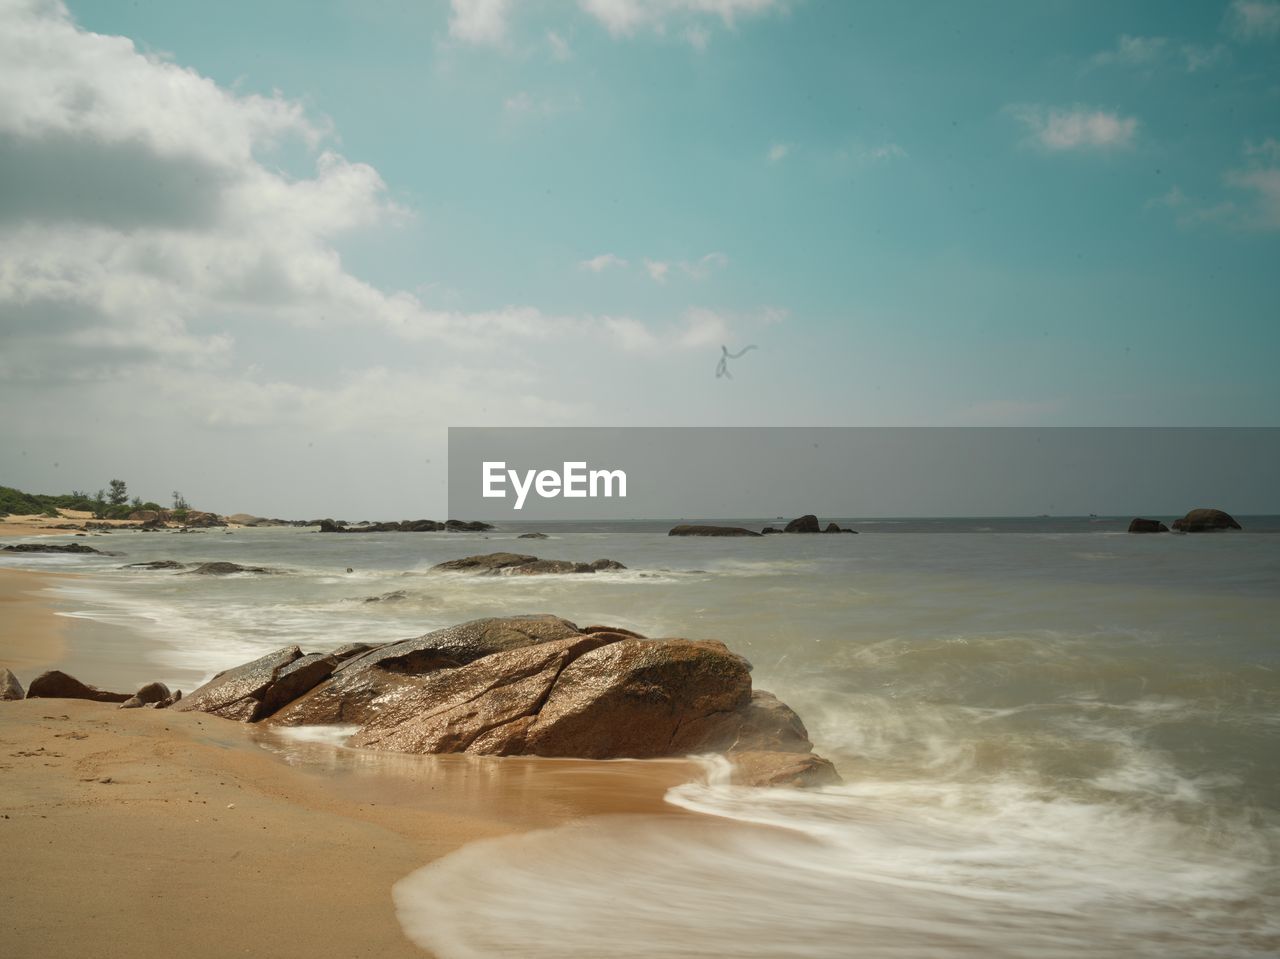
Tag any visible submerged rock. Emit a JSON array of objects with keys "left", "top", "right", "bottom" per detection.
[
  {"left": 1128, "top": 518, "right": 1170, "bottom": 533},
  {"left": 124, "top": 560, "right": 187, "bottom": 570},
  {"left": 26, "top": 670, "right": 131, "bottom": 703},
  {"left": 1, "top": 667, "right": 24, "bottom": 701},
  {"left": 1170, "top": 508, "right": 1242, "bottom": 532},
  {"left": 186, "top": 561, "right": 273, "bottom": 575},
  {"left": 727, "top": 751, "right": 842, "bottom": 788},
  {"left": 668, "top": 525, "right": 762, "bottom": 537},
  {"left": 517, "top": 532, "right": 549, "bottom": 539},
  {"left": 3, "top": 542, "right": 102, "bottom": 554}
]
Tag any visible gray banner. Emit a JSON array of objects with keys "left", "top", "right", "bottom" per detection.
[{"left": 447, "top": 427, "right": 1280, "bottom": 521}]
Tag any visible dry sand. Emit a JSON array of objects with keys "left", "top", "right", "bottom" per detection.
[
  {"left": 0, "top": 573, "right": 702, "bottom": 958},
  {"left": 0, "top": 567, "right": 72, "bottom": 673}
]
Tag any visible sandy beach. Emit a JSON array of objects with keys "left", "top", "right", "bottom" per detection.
[{"left": 0, "top": 569, "right": 701, "bottom": 959}]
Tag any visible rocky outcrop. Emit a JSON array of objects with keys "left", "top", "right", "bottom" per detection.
[
  {"left": 1, "top": 667, "right": 24, "bottom": 701},
  {"left": 784, "top": 514, "right": 822, "bottom": 533},
  {"left": 26, "top": 670, "right": 131, "bottom": 703},
  {"left": 124, "top": 560, "right": 187, "bottom": 570},
  {"left": 185, "top": 562, "right": 274, "bottom": 575},
  {"left": 431, "top": 553, "right": 625, "bottom": 575},
  {"left": 518, "top": 532, "right": 549, "bottom": 539},
  {"left": 668, "top": 525, "right": 762, "bottom": 537},
  {"left": 168, "top": 614, "right": 842, "bottom": 788},
  {"left": 3, "top": 542, "right": 102, "bottom": 554},
  {"left": 1128, "top": 518, "right": 1170, "bottom": 533},
  {"left": 1171, "top": 508, "right": 1242, "bottom": 532}
]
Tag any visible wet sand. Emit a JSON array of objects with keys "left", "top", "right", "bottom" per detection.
[{"left": 0, "top": 567, "right": 72, "bottom": 673}]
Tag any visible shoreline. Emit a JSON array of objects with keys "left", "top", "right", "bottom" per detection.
[{"left": 0, "top": 572, "right": 705, "bottom": 958}]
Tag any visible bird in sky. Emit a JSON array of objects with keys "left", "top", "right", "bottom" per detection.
[{"left": 715, "top": 344, "right": 758, "bottom": 379}]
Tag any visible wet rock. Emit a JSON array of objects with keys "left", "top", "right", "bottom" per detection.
[
  {"left": 172, "top": 646, "right": 303, "bottom": 721},
  {"left": 518, "top": 532, "right": 549, "bottom": 539},
  {"left": 668, "top": 525, "right": 762, "bottom": 537},
  {"left": 1170, "top": 508, "right": 1242, "bottom": 532},
  {"left": 728, "top": 751, "right": 842, "bottom": 788},
  {"left": 156, "top": 689, "right": 183, "bottom": 709},
  {"left": 255, "top": 652, "right": 345, "bottom": 719},
  {"left": 505, "top": 559, "right": 594, "bottom": 575},
  {"left": 118, "top": 681, "right": 171, "bottom": 710},
  {"left": 589, "top": 558, "right": 626, "bottom": 571},
  {"left": 1128, "top": 518, "right": 1170, "bottom": 533},
  {"left": 26, "top": 670, "right": 131, "bottom": 703},
  {"left": 185, "top": 561, "right": 273, "bottom": 575},
  {"left": 363, "top": 589, "right": 408, "bottom": 603},
  {"left": 3, "top": 542, "right": 102, "bottom": 554},
  {"left": 1, "top": 667, "right": 24, "bottom": 701},
  {"left": 124, "top": 560, "right": 187, "bottom": 570}
]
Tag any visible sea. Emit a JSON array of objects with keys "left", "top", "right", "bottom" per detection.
[{"left": 4, "top": 515, "right": 1279, "bottom": 958}]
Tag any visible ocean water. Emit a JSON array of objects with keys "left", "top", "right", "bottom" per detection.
[{"left": 5, "top": 517, "right": 1279, "bottom": 957}]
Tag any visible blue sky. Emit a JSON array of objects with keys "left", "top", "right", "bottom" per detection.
[{"left": 1, "top": 0, "right": 1278, "bottom": 515}]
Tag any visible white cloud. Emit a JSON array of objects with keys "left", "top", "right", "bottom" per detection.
[
  {"left": 602, "top": 308, "right": 732, "bottom": 352},
  {"left": 643, "top": 258, "right": 671, "bottom": 283},
  {"left": 679, "top": 251, "right": 729, "bottom": 279},
  {"left": 1010, "top": 105, "right": 1138, "bottom": 152},
  {"left": 580, "top": 252, "right": 629, "bottom": 272},
  {"left": 767, "top": 141, "right": 791, "bottom": 163},
  {"left": 684, "top": 25, "right": 711, "bottom": 50},
  {"left": 1088, "top": 34, "right": 1225, "bottom": 73},
  {"left": 503, "top": 89, "right": 581, "bottom": 118},
  {"left": 579, "top": 0, "right": 787, "bottom": 38},
  {"left": 1226, "top": 0, "right": 1280, "bottom": 40},
  {"left": 448, "top": 0, "right": 512, "bottom": 46},
  {"left": 547, "top": 29, "right": 572, "bottom": 60},
  {"left": 1226, "top": 166, "right": 1280, "bottom": 229}
]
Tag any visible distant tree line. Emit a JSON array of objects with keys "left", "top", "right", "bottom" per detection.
[{"left": 0, "top": 480, "right": 189, "bottom": 520}]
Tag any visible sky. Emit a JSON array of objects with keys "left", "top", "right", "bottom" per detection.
[{"left": 1, "top": 0, "right": 1278, "bottom": 517}]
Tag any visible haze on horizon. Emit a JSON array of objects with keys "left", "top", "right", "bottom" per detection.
[{"left": 1, "top": 0, "right": 1278, "bottom": 518}]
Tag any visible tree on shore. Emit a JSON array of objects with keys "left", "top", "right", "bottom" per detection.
[
  {"left": 108, "top": 478, "right": 128, "bottom": 506},
  {"left": 172, "top": 490, "right": 189, "bottom": 510}
]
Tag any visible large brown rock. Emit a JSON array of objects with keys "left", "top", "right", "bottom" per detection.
[
  {"left": 271, "top": 616, "right": 585, "bottom": 726},
  {"left": 1, "top": 667, "right": 24, "bottom": 701},
  {"left": 668, "top": 525, "right": 762, "bottom": 537},
  {"left": 784, "top": 514, "right": 821, "bottom": 533},
  {"left": 172, "top": 646, "right": 304, "bottom": 721},
  {"left": 1128, "top": 518, "right": 1170, "bottom": 533},
  {"left": 520, "top": 639, "right": 753, "bottom": 759},
  {"left": 26, "top": 670, "right": 130, "bottom": 703},
  {"left": 1171, "top": 508, "right": 1242, "bottom": 532},
  {"left": 431, "top": 552, "right": 538, "bottom": 573},
  {"left": 347, "top": 633, "right": 623, "bottom": 753}
]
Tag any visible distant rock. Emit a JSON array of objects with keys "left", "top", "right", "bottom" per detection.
[
  {"left": 182, "top": 511, "right": 227, "bottom": 528},
  {"left": 128, "top": 510, "right": 162, "bottom": 522},
  {"left": 445, "top": 519, "right": 494, "bottom": 531},
  {"left": 431, "top": 552, "right": 626, "bottom": 575},
  {"left": 26, "top": 670, "right": 130, "bottom": 703},
  {"left": 1, "top": 667, "right": 24, "bottom": 701},
  {"left": 185, "top": 561, "right": 274, "bottom": 575},
  {"left": 3, "top": 542, "right": 102, "bottom": 554},
  {"left": 317, "top": 518, "right": 494, "bottom": 533},
  {"left": 1170, "top": 508, "right": 1242, "bottom": 532},
  {"left": 226, "top": 513, "right": 265, "bottom": 526},
  {"left": 124, "top": 560, "right": 187, "bottom": 570},
  {"left": 1128, "top": 518, "right": 1170, "bottom": 534},
  {"left": 518, "top": 532, "right": 549, "bottom": 539},
  {"left": 668, "top": 525, "right": 762, "bottom": 537},
  {"left": 784, "top": 514, "right": 822, "bottom": 533}
]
